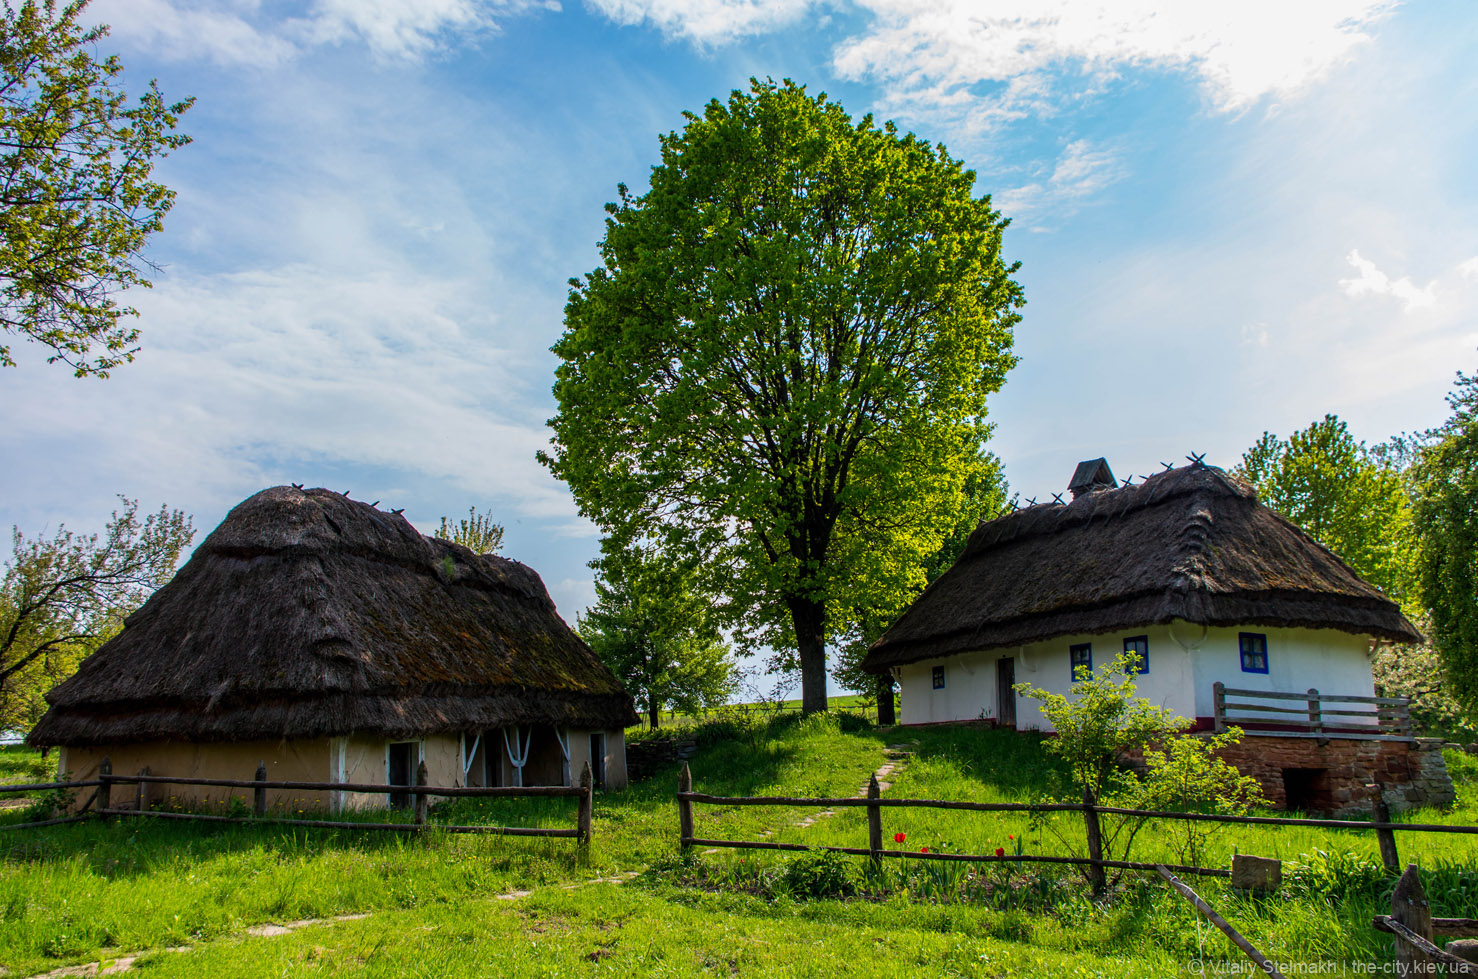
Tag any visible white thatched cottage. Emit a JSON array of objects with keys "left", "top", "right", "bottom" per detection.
[
  {"left": 30, "top": 486, "right": 638, "bottom": 810},
  {"left": 863, "top": 460, "right": 1449, "bottom": 813}
]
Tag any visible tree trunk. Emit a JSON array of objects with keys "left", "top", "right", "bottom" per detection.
[
  {"left": 791, "top": 596, "right": 829, "bottom": 714},
  {"left": 648, "top": 695, "right": 660, "bottom": 731},
  {"left": 876, "top": 673, "right": 896, "bottom": 725}
]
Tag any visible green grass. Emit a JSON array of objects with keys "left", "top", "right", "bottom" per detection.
[{"left": 1, "top": 715, "right": 1474, "bottom": 976}]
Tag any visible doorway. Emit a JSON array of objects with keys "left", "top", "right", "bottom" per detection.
[
  {"left": 1281, "top": 768, "right": 1332, "bottom": 812},
  {"left": 996, "top": 658, "right": 1016, "bottom": 729},
  {"left": 589, "top": 732, "right": 607, "bottom": 790},
  {"left": 387, "top": 741, "right": 418, "bottom": 809}
]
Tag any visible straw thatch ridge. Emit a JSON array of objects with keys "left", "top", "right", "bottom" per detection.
[
  {"left": 31, "top": 486, "right": 638, "bottom": 746},
  {"left": 863, "top": 464, "right": 1421, "bottom": 673}
]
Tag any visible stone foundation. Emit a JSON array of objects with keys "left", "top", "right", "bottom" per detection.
[{"left": 1212, "top": 735, "right": 1455, "bottom": 816}]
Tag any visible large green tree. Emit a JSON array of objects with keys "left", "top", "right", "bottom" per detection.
[
  {"left": 577, "top": 545, "right": 735, "bottom": 730},
  {"left": 1411, "top": 371, "right": 1478, "bottom": 710},
  {"left": 541, "top": 79, "right": 1022, "bottom": 713},
  {"left": 0, "top": 0, "right": 193, "bottom": 377},
  {"left": 1236, "top": 414, "right": 1417, "bottom": 614},
  {"left": 1, "top": 498, "right": 192, "bottom": 730}
]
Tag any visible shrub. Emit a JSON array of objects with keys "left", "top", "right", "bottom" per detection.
[{"left": 780, "top": 850, "right": 856, "bottom": 900}]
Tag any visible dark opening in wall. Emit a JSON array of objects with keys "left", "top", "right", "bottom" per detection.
[{"left": 1281, "top": 767, "right": 1333, "bottom": 813}]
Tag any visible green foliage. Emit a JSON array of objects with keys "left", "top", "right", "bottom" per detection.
[
  {"left": 780, "top": 849, "right": 856, "bottom": 899},
  {"left": 1015, "top": 652, "right": 1190, "bottom": 802},
  {"left": 0, "top": 0, "right": 193, "bottom": 376},
  {"left": 435, "top": 506, "right": 505, "bottom": 555},
  {"left": 1236, "top": 414, "right": 1418, "bottom": 615},
  {"left": 1412, "top": 371, "right": 1478, "bottom": 712},
  {"left": 0, "top": 497, "right": 193, "bottom": 730},
  {"left": 1371, "top": 625, "right": 1478, "bottom": 740},
  {"left": 1129, "top": 730, "right": 1266, "bottom": 866},
  {"left": 578, "top": 544, "right": 735, "bottom": 729},
  {"left": 540, "top": 78, "right": 1023, "bottom": 713}
]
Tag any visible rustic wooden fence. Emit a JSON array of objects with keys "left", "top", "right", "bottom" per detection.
[
  {"left": 1213, "top": 683, "right": 1413, "bottom": 740},
  {"left": 0, "top": 757, "right": 595, "bottom": 844},
  {"left": 1374, "top": 864, "right": 1478, "bottom": 974},
  {"left": 677, "top": 763, "right": 1477, "bottom": 886}
]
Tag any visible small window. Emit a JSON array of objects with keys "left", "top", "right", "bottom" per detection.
[
  {"left": 1069, "top": 643, "right": 1092, "bottom": 680},
  {"left": 1239, "top": 633, "right": 1269, "bottom": 673},
  {"left": 932, "top": 665, "right": 946, "bottom": 690},
  {"left": 1123, "top": 636, "right": 1149, "bottom": 674}
]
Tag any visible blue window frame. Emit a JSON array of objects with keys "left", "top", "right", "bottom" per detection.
[
  {"left": 1069, "top": 643, "right": 1092, "bottom": 680},
  {"left": 1123, "top": 636, "right": 1149, "bottom": 674},
  {"left": 1239, "top": 633, "right": 1269, "bottom": 673},
  {"left": 932, "top": 665, "right": 946, "bottom": 690}
]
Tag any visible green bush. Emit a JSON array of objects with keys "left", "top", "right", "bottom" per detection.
[{"left": 780, "top": 850, "right": 856, "bottom": 900}]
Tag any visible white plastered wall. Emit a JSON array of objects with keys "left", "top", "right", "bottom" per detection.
[{"left": 897, "top": 622, "right": 1376, "bottom": 732}]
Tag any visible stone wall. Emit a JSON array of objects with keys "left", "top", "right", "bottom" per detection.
[{"left": 1212, "top": 735, "right": 1455, "bottom": 816}]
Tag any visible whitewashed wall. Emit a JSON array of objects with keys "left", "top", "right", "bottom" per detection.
[{"left": 896, "top": 621, "right": 1376, "bottom": 732}]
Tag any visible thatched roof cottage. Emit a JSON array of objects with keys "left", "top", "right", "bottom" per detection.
[
  {"left": 862, "top": 461, "right": 1441, "bottom": 812},
  {"left": 30, "top": 486, "right": 639, "bottom": 810}
]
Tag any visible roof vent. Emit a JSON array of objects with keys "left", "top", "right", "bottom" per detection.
[{"left": 1068, "top": 458, "right": 1117, "bottom": 500}]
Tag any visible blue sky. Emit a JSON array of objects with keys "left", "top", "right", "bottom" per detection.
[{"left": 2, "top": 0, "right": 1475, "bottom": 690}]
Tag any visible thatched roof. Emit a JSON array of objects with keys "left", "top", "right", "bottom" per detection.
[
  {"left": 863, "top": 463, "right": 1421, "bottom": 673},
  {"left": 31, "top": 487, "right": 638, "bottom": 747}
]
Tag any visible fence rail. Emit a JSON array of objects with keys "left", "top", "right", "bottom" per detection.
[
  {"left": 1, "top": 756, "right": 595, "bottom": 845},
  {"left": 1213, "top": 683, "right": 1412, "bottom": 739},
  {"left": 676, "top": 763, "right": 1466, "bottom": 886}
]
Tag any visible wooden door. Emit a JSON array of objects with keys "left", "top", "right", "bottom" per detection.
[{"left": 996, "top": 658, "right": 1016, "bottom": 729}]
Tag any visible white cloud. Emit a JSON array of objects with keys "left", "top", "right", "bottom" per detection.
[
  {"left": 1459, "top": 256, "right": 1478, "bottom": 280},
  {"left": 549, "top": 577, "right": 597, "bottom": 621},
  {"left": 994, "top": 139, "right": 1126, "bottom": 219},
  {"left": 1338, "top": 249, "right": 1438, "bottom": 312},
  {"left": 584, "top": 0, "right": 811, "bottom": 44},
  {"left": 93, "top": 0, "right": 558, "bottom": 63},
  {"left": 833, "top": 1, "right": 1396, "bottom": 129}
]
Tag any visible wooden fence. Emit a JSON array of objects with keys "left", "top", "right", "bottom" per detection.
[
  {"left": 676, "top": 763, "right": 1477, "bottom": 887},
  {"left": 1213, "top": 683, "right": 1412, "bottom": 740},
  {"left": 1374, "top": 864, "right": 1478, "bottom": 974},
  {"left": 0, "top": 757, "right": 595, "bottom": 844}
]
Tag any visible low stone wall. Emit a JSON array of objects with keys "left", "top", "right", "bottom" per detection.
[
  {"left": 1213, "top": 735, "right": 1455, "bottom": 816},
  {"left": 624, "top": 735, "right": 697, "bottom": 783}
]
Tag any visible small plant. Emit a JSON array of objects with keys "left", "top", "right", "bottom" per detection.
[{"left": 780, "top": 850, "right": 856, "bottom": 900}]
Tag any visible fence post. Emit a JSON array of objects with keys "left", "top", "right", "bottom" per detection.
[
  {"left": 1213, "top": 682, "right": 1226, "bottom": 734},
  {"left": 1083, "top": 786, "right": 1106, "bottom": 897},
  {"left": 254, "top": 760, "right": 268, "bottom": 816},
  {"left": 136, "top": 767, "right": 150, "bottom": 812},
  {"left": 578, "top": 761, "right": 593, "bottom": 847},
  {"left": 678, "top": 762, "right": 694, "bottom": 851},
  {"left": 413, "top": 760, "right": 429, "bottom": 826},
  {"left": 867, "top": 773, "right": 882, "bottom": 867},
  {"left": 97, "top": 756, "right": 112, "bottom": 815},
  {"left": 1392, "top": 864, "right": 1432, "bottom": 976},
  {"left": 1308, "top": 688, "right": 1322, "bottom": 739},
  {"left": 1368, "top": 784, "right": 1400, "bottom": 875}
]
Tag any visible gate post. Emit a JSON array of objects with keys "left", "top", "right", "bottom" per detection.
[
  {"left": 678, "top": 762, "right": 694, "bottom": 851},
  {"left": 578, "top": 762, "right": 593, "bottom": 847},
  {"left": 254, "top": 761, "right": 268, "bottom": 816}
]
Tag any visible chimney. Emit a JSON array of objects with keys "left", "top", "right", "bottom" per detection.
[{"left": 1068, "top": 458, "right": 1117, "bottom": 500}]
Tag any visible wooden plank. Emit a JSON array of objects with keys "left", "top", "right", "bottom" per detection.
[
  {"left": 1374, "top": 917, "right": 1477, "bottom": 973},
  {"left": 1158, "top": 866, "right": 1287, "bottom": 979},
  {"left": 1223, "top": 703, "right": 1393, "bottom": 720},
  {"left": 0, "top": 814, "right": 93, "bottom": 832},
  {"left": 99, "top": 809, "right": 579, "bottom": 836},
  {"left": 1237, "top": 731, "right": 1415, "bottom": 743},
  {"left": 0, "top": 779, "right": 104, "bottom": 794},
  {"left": 1434, "top": 919, "right": 1478, "bottom": 939},
  {"left": 1220, "top": 688, "right": 1409, "bottom": 706},
  {"left": 101, "top": 774, "right": 581, "bottom": 797},
  {"left": 683, "top": 838, "right": 1229, "bottom": 876},
  {"left": 680, "top": 792, "right": 1471, "bottom": 833}
]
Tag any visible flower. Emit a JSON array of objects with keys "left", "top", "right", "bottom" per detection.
[
  {"left": 1008, "top": 835, "right": 1014, "bottom": 840},
  {"left": 893, "top": 832, "right": 906, "bottom": 843},
  {"left": 920, "top": 846, "right": 929, "bottom": 854},
  {"left": 995, "top": 847, "right": 1005, "bottom": 858}
]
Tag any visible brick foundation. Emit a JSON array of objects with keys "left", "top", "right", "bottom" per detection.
[{"left": 1211, "top": 735, "right": 1455, "bottom": 816}]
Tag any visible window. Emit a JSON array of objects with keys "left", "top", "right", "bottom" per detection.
[
  {"left": 1239, "top": 633, "right": 1268, "bottom": 673},
  {"left": 1123, "top": 635, "right": 1149, "bottom": 674},
  {"left": 1069, "top": 643, "right": 1092, "bottom": 680},
  {"left": 932, "top": 665, "right": 946, "bottom": 690}
]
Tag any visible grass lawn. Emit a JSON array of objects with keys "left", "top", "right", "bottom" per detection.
[{"left": 2, "top": 715, "right": 1476, "bottom": 976}]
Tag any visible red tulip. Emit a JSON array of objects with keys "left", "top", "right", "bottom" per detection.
[
  {"left": 995, "top": 847, "right": 1005, "bottom": 858},
  {"left": 920, "top": 846, "right": 929, "bottom": 853},
  {"left": 893, "top": 832, "right": 906, "bottom": 843}
]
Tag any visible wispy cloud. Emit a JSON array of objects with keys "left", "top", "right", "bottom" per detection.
[
  {"left": 93, "top": 0, "right": 559, "bottom": 63},
  {"left": 993, "top": 139, "right": 1127, "bottom": 221},
  {"left": 1459, "top": 256, "right": 1478, "bottom": 281},
  {"left": 584, "top": 0, "right": 812, "bottom": 45},
  {"left": 1339, "top": 249, "right": 1437, "bottom": 312}
]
